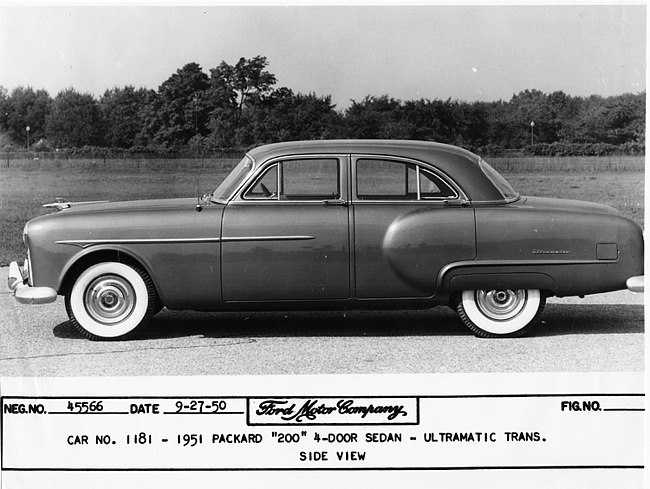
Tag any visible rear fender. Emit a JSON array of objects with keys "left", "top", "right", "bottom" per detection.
[{"left": 442, "top": 267, "right": 558, "bottom": 295}]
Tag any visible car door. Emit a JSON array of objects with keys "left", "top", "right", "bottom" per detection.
[
  {"left": 352, "top": 156, "right": 476, "bottom": 299},
  {"left": 221, "top": 155, "right": 350, "bottom": 302}
]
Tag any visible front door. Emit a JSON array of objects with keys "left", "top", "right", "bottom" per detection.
[{"left": 221, "top": 156, "right": 350, "bottom": 302}]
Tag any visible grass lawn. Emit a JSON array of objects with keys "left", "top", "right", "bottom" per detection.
[
  {"left": 506, "top": 171, "right": 645, "bottom": 226},
  {"left": 0, "top": 157, "right": 644, "bottom": 265}
]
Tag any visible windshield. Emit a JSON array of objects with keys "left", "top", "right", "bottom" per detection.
[
  {"left": 211, "top": 156, "right": 255, "bottom": 203},
  {"left": 479, "top": 159, "right": 519, "bottom": 201}
]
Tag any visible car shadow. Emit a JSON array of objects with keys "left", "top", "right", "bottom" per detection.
[
  {"left": 52, "top": 303, "right": 643, "bottom": 341},
  {"left": 535, "top": 303, "right": 644, "bottom": 337}
]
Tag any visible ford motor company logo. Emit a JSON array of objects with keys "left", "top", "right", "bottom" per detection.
[{"left": 248, "top": 397, "right": 418, "bottom": 425}]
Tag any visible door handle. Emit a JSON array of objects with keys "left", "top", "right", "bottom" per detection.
[
  {"left": 323, "top": 200, "right": 348, "bottom": 206},
  {"left": 443, "top": 199, "right": 471, "bottom": 207}
]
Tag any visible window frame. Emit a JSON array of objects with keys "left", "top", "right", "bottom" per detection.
[
  {"left": 242, "top": 162, "right": 280, "bottom": 200},
  {"left": 352, "top": 156, "right": 463, "bottom": 203},
  {"left": 235, "top": 155, "right": 347, "bottom": 204}
]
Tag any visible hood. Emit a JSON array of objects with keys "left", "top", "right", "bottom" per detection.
[
  {"left": 44, "top": 197, "right": 202, "bottom": 215},
  {"left": 26, "top": 196, "right": 225, "bottom": 244}
]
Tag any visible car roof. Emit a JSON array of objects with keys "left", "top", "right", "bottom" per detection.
[
  {"left": 247, "top": 139, "right": 478, "bottom": 164},
  {"left": 246, "top": 139, "right": 504, "bottom": 201}
]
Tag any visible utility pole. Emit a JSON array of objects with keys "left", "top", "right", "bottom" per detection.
[
  {"left": 530, "top": 121, "right": 535, "bottom": 147},
  {"left": 193, "top": 95, "right": 199, "bottom": 159}
]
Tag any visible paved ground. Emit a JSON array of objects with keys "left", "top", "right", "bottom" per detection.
[{"left": 0, "top": 267, "right": 644, "bottom": 376}]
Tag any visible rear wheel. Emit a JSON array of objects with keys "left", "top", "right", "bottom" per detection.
[
  {"left": 455, "top": 288, "right": 545, "bottom": 338},
  {"left": 65, "top": 262, "right": 157, "bottom": 340}
]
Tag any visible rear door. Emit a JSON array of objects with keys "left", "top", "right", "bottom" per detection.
[
  {"left": 352, "top": 156, "right": 476, "bottom": 299},
  {"left": 221, "top": 155, "right": 350, "bottom": 302}
]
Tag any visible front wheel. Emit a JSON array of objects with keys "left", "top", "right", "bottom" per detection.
[
  {"left": 65, "top": 262, "right": 157, "bottom": 340},
  {"left": 455, "top": 289, "right": 545, "bottom": 338}
]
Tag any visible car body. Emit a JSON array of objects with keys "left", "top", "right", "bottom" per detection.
[{"left": 8, "top": 140, "right": 644, "bottom": 339}]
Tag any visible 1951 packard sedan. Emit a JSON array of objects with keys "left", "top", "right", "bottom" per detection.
[{"left": 8, "top": 140, "right": 644, "bottom": 340}]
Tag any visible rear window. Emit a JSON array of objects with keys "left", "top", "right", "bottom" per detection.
[{"left": 479, "top": 159, "right": 519, "bottom": 200}]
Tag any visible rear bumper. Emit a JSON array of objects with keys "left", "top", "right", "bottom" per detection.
[
  {"left": 7, "top": 261, "right": 58, "bottom": 304},
  {"left": 626, "top": 275, "right": 644, "bottom": 293}
]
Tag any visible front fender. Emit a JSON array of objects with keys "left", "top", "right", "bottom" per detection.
[{"left": 57, "top": 245, "right": 156, "bottom": 295}]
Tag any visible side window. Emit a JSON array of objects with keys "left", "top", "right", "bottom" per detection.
[
  {"left": 281, "top": 159, "right": 340, "bottom": 200},
  {"left": 244, "top": 164, "right": 278, "bottom": 199},
  {"left": 419, "top": 168, "right": 457, "bottom": 199},
  {"left": 356, "top": 159, "right": 456, "bottom": 200},
  {"left": 243, "top": 159, "right": 340, "bottom": 201},
  {"left": 357, "top": 159, "right": 417, "bottom": 200}
]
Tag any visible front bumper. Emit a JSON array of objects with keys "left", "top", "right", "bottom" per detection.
[
  {"left": 626, "top": 275, "right": 645, "bottom": 293},
  {"left": 7, "top": 261, "right": 57, "bottom": 304}
]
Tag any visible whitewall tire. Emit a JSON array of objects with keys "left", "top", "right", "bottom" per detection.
[
  {"left": 65, "top": 262, "right": 157, "bottom": 340},
  {"left": 456, "top": 289, "right": 545, "bottom": 338}
]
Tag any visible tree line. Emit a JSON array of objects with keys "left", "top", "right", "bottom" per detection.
[{"left": 0, "top": 56, "right": 645, "bottom": 156}]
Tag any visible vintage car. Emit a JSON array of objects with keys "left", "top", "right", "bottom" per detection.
[{"left": 8, "top": 140, "right": 644, "bottom": 340}]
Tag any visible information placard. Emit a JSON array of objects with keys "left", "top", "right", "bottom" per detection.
[{"left": 0, "top": 372, "right": 644, "bottom": 488}]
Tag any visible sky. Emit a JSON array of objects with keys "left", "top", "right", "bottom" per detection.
[{"left": 0, "top": 4, "right": 646, "bottom": 110}]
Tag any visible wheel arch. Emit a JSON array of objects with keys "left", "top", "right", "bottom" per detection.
[
  {"left": 59, "top": 247, "right": 158, "bottom": 299},
  {"left": 439, "top": 264, "right": 558, "bottom": 298}
]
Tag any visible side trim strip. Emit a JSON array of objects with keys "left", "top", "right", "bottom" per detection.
[
  {"left": 56, "top": 238, "right": 222, "bottom": 248},
  {"left": 439, "top": 259, "right": 609, "bottom": 276},
  {"left": 56, "top": 236, "right": 315, "bottom": 248},
  {"left": 222, "top": 236, "right": 315, "bottom": 242}
]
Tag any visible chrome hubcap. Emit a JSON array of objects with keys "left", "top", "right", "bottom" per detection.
[
  {"left": 84, "top": 275, "right": 135, "bottom": 325},
  {"left": 475, "top": 289, "right": 526, "bottom": 321}
]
